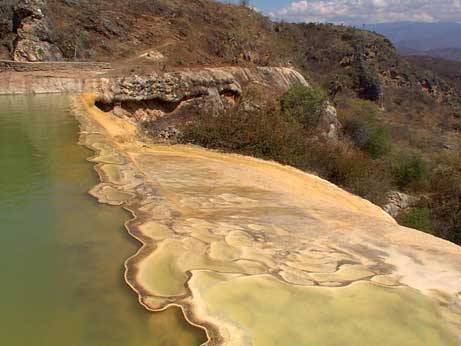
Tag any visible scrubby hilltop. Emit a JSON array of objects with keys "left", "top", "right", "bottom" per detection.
[
  {"left": 1, "top": 0, "right": 459, "bottom": 244},
  {"left": 2, "top": 1, "right": 459, "bottom": 136},
  {"left": 1, "top": 1, "right": 458, "bottom": 101}
]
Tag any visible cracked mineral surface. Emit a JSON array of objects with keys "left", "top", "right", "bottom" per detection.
[{"left": 77, "top": 94, "right": 461, "bottom": 346}]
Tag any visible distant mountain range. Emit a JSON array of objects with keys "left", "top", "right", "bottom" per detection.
[{"left": 364, "top": 22, "right": 461, "bottom": 61}]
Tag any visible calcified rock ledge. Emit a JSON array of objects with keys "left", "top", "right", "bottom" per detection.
[
  {"left": 0, "top": 64, "right": 306, "bottom": 95},
  {"left": 74, "top": 94, "right": 461, "bottom": 346}
]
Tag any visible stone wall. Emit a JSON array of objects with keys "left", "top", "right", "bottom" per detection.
[{"left": 0, "top": 59, "right": 111, "bottom": 72}]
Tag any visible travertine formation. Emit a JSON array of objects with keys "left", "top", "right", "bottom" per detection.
[
  {"left": 98, "top": 67, "right": 307, "bottom": 103},
  {"left": 0, "top": 65, "right": 305, "bottom": 95},
  {"left": 76, "top": 94, "right": 461, "bottom": 346},
  {"left": 94, "top": 67, "right": 310, "bottom": 134}
]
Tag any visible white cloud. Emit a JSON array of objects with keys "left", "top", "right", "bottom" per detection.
[{"left": 270, "top": 0, "right": 461, "bottom": 24}]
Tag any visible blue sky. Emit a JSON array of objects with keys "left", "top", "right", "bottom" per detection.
[
  {"left": 226, "top": 0, "right": 286, "bottom": 12},
  {"left": 226, "top": 0, "right": 461, "bottom": 25},
  {"left": 242, "top": 0, "right": 287, "bottom": 12}
]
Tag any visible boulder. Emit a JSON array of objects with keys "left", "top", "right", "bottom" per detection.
[
  {"left": 317, "top": 102, "right": 342, "bottom": 142},
  {"left": 384, "top": 191, "right": 419, "bottom": 218}
]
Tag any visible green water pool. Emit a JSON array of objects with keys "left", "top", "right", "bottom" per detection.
[{"left": 0, "top": 95, "right": 205, "bottom": 346}]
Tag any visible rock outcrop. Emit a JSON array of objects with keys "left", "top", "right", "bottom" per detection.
[
  {"left": 99, "top": 67, "right": 307, "bottom": 103},
  {"left": 0, "top": 64, "right": 307, "bottom": 95},
  {"left": 12, "top": 0, "right": 63, "bottom": 62},
  {"left": 317, "top": 102, "right": 342, "bottom": 142},
  {"left": 95, "top": 67, "right": 309, "bottom": 133},
  {"left": 0, "top": 0, "right": 63, "bottom": 61},
  {"left": 384, "top": 191, "right": 419, "bottom": 217}
]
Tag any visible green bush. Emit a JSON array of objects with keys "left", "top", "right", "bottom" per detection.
[
  {"left": 36, "top": 47, "right": 45, "bottom": 59},
  {"left": 390, "top": 150, "right": 429, "bottom": 191},
  {"left": 337, "top": 98, "right": 391, "bottom": 159},
  {"left": 280, "top": 84, "right": 327, "bottom": 128},
  {"left": 348, "top": 120, "right": 390, "bottom": 159},
  {"left": 358, "top": 61, "right": 382, "bottom": 102},
  {"left": 397, "top": 207, "right": 432, "bottom": 233}
]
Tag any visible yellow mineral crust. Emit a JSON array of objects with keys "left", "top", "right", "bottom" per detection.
[
  {"left": 188, "top": 272, "right": 458, "bottom": 346},
  {"left": 76, "top": 93, "right": 461, "bottom": 346}
]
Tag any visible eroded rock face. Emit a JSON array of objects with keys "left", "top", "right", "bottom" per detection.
[
  {"left": 100, "top": 67, "right": 307, "bottom": 103},
  {"left": 96, "top": 67, "right": 309, "bottom": 134},
  {"left": 12, "top": 0, "right": 63, "bottom": 62}
]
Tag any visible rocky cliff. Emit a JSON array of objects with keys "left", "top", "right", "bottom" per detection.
[
  {"left": 95, "top": 67, "right": 310, "bottom": 137},
  {"left": 0, "top": 0, "right": 63, "bottom": 61}
]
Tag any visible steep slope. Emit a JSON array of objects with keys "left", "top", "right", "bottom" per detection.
[{"left": 1, "top": 2, "right": 458, "bottom": 100}]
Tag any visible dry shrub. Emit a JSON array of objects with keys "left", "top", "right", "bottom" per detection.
[
  {"left": 428, "top": 152, "right": 461, "bottom": 244},
  {"left": 390, "top": 149, "right": 430, "bottom": 191},
  {"left": 182, "top": 89, "right": 392, "bottom": 205}
]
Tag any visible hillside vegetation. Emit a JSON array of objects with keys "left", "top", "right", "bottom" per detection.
[
  {"left": 182, "top": 85, "right": 460, "bottom": 245},
  {"left": 2, "top": 0, "right": 459, "bottom": 148}
]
